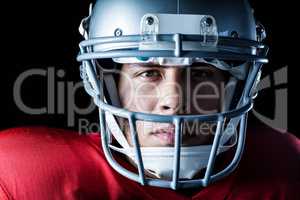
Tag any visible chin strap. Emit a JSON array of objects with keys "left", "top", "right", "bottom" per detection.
[
  {"left": 103, "top": 74, "right": 121, "bottom": 107},
  {"left": 105, "top": 111, "right": 130, "bottom": 148}
]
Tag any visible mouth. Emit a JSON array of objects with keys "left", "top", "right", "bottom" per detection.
[{"left": 151, "top": 125, "right": 175, "bottom": 145}]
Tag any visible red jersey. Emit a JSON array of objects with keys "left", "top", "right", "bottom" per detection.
[{"left": 0, "top": 125, "right": 299, "bottom": 200}]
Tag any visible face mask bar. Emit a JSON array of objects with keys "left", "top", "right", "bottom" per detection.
[{"left": 78, "top": 34, "right": 268, "bottom": 63}]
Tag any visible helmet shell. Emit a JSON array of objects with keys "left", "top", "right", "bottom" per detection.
[{"left": 89, "top": 0, "right": 257, "bottom": 41}]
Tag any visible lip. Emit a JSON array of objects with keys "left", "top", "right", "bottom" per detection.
[
  {"left": 152, "top": 126, "right": 175, "bottom": 145},
  {"left": 153, "top": 132, "right": 175, "bottom": 145}
]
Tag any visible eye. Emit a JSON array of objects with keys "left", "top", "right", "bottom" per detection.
[{"left": 139, "top": 70, "right": 162, "bottom": 81}]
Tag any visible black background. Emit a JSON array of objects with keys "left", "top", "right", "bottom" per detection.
[{"left": 1, "top": 0, "right": 298, "bottom": 138}]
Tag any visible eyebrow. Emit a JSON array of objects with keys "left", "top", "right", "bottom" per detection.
[
  {"left": 125, "top": 63, "right": 165, "bottom": 74},
  {"left": 128, "top": 63, "right": 165, "bottom": 68},
  {"left": 125, "top": 62, "right": 218, "bottom": 73}
]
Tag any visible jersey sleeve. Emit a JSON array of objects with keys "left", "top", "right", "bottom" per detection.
[{"left": 0, "top": 127, "right": 109, "bottom": 199}]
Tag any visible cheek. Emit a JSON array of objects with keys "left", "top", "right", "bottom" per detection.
[
  {"left": 119, "top": 79, "right": 160, "bottom": 113},
  {"left": 133, "top": 82, "right": 160, "bottom": 112},
  {"left": 190, "top": 81, "right": 222, "bottom": 114},
  {"left": 118, "top": 79, "right": 134, "bottom": 109}
]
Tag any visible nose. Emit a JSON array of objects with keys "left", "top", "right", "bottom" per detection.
[
  {"left": 159, "top": 94, "right": 181, "bottom": 114},
  {"left": 158, "top": 79, "right": 183, "bottom": 115}
]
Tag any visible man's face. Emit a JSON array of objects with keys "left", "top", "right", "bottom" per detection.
[{"left": 117, "top": 62, "right": 228, "bottom": 147}]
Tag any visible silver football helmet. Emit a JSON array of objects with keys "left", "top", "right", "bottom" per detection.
[{"left": 77, "top": 0, "right": 268, "bottom": 189}]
